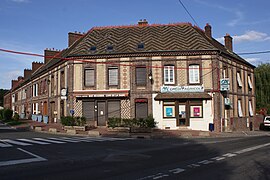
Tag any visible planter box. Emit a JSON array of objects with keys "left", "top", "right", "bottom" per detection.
[
  {"left": 37, "top": 115, "right": 42, "bottom": 122},
  {"left": 20, "top": 113, "right": 25, "bottom": 119},
  {"left": 43, "top": 116, "right": 49, "bottom": 124},
  {"left": 130, "top": 127, "right": 152, "bottom": 133},
  {"left": 31, "top": 114, "right": 37, "bottom": 121},
  {"left": 64, "top": 126, "right": 86, "bottom": 131},
  {"left": 107, "top": 127, "right": 130, "bottom": 133}
]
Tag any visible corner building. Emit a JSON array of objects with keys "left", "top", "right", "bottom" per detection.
[{"left": 6, "top": 21, "right": 255, "bottom": 132}]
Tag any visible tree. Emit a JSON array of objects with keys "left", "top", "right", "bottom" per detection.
[
  {"left": 255, "top": 63, "right": 270, "bottom": 114},
  {"left": 0, "top": 89, "right": 9, "bottom": 107}
]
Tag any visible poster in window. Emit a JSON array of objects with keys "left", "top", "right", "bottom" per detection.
[
  {"left": 193, "top": 107, "right": 200, "bottom": 117},
  {"left": 166, "top": 107, "right": 173, "bottom": 117}
]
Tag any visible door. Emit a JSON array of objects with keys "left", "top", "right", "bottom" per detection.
[
  {"left": 50, "top": 102, "right": 55, "bottom": 123},
  {"left": 177, "top": 103, "right": 189, "bottom": 126},
  {"left": 97, "top": 101, "right": 106, "bottom": 126},
  {"left": 82, "top": 100, "right": 95, "bottom": 121},
  {"left": 43, "top": 102, "right": 48, "bottom": 115}
]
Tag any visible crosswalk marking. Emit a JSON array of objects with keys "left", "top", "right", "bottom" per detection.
[
  {"left": 0, "top": 142, "right": 13, "bottom": 147},
  {"left": 61, "top": 137, "right": 95, "bottom": 142},
  {"left": 2, "top": 139, "right": 32, "bottom": 146},
  {"left": 49, "top": 137, "right": 81, "bottom": 143},
  {"left": 18, "top": 139, "right": 51, "bottom": 145},
  {"left": 33, "top": 138, "right": 66, "bottom": 144}
]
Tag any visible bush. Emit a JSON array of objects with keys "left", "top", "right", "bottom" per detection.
[
  {"left": 3, "top": 109, "right": 13, "bottom": 122},
  {"left": 107, "top": 117, "right": 122, "bottom": 128},
  {"left": 61, "top": 116, "right": 86, "bottom": 126},
  {"left": 108, "top": 115, "right": 157, "bottom": 128},
  {"left": 13, "top": 112, "right": 20, "bottom": 121},
  {"left": 0, "top": 109, "right": 4, "bottom": 120}
]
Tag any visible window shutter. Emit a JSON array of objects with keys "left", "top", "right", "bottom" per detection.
[
  {"left": 237, "top": 72, "right": 243, "bottom": 87},
  {"left": 136, "top": 67, "right": 146, "bottom": 85},
  {"left": 249, "top": 100, "right": 254, "bottom": 116},
  {"left": 135, "top": 102, "right": 148, "bottom": 119},
  {"left": 82, "top": 101, "right": 95, "bottom": 120},
  {"left": 238, "top": 100, "right": 243, "bottom": 117},
  {"left": 108, "top": 101, "right": 120, "bottom": 118},
  {"left": 85, "top": 69, "right": 94, "bottom": 86},
  {"left": 109, "top": 67, "right": 118, "bottom": 86},
  {"left": 248, "top": 75, "right": 253, "bottom": 89}
]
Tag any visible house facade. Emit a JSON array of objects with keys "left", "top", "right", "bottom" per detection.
[{"left": 4, "top": 20, "right": 255, "bottom": 132}]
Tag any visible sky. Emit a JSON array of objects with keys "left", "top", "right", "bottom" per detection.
[{"left": 0, "top": 0, "right": 270, "bottom": 89}]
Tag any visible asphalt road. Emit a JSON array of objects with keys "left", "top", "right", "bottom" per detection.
[{"left": 0, "top": 123, "right": 269, "bottom": 180}]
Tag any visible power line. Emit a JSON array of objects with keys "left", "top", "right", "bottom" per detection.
[
  {"left": 178, "top": 0, "right": 199, "bottom": 27},
  {"left": 238, "top": 50, "right": 270, "bottom": 55}
]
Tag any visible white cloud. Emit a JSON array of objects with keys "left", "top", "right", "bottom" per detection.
[
  {"left": 227, "top": 11, "right": 244, "bottom": 27},
  {"left": 216, "top": 31, "right": 270, "bottom": 44},
  {"left": 245, "top": 58, "right": 260, "bottom": 63}
]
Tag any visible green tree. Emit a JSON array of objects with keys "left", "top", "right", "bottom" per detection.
[
  {"left": 255, "top": 63, "right": 270, "bottom": 114},
  {"left": 0, "top": 89, "right": 8, "bottom": 107}
]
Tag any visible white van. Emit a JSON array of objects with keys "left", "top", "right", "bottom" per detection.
[{"left": 264, "top": 116, "right": 270, "bottom": 128}]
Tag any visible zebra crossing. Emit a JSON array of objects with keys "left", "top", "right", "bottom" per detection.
[{"left": 0, "top": 136, "right": 132, "bottom": 148}]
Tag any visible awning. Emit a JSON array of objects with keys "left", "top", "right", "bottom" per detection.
[{"left": 154, "top": 92, "right": 212, "bottom": 100}]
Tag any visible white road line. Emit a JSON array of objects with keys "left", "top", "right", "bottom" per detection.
[
  {"left": 198, "top": 160, "right": 213, "bottom": 165},
  {"left": 222, "top": 153, "right": 237, "bottom": 158},
  {"left": 33, "top": 138, "right": 66, "bottom": 144},
  {"left": 169, "top": 168, "right": 185, "bottom": 174},
  {"left": 234, "top": 143, "right": 270, "bottom": 154},
  {"left": 211, "top": 156, "right": 225, "bottom": 161},
  {"left": 0, "top": 148, "right": 47, "bottom": 167},
  {"left": 0, "top": 142, "right": 13, "bottom": 147},
  {"left": 187, "top": 164, "right": 200, "bottom": 168},
  {"left": 2, "top": 139, "right": 32, "bottom": 146},
  {"left": 49, "top": 137, "right": 81, "bottom": 143},
  {"left": 63, "top": 137, "right": 95, "bottom": 142},
  {"left": 18, "top": 139, "right": 50, "bottom": 145},
  {"left": 152, "top": 173, "right": 169, "bottom": 179}
]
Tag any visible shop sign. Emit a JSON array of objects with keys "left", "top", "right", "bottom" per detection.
[
  {"left": 61, "top": 88, "right": 68, "bottom": 100},
  {"left": 220, "top": 78, "right": 230, "bottom": 91},
  {"left": 165, "top": 107, "right": 173, "bottom": 117},
  {"left": 161, "top": 86, "right": 204, "bottom": 93}
]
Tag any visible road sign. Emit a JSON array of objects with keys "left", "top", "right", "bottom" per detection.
[{"left": 220, "top": 79, "right": 230, "bottom": 91}]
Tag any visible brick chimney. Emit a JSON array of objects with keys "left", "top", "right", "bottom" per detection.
[
  {"left": 138, "top": 19, "right": 148, "bottom": 26},
  {"left": 204, "top": 23, "right": 212, "bottom": 38},
  {"left": 11, "top": 80, "right": 19, "bottom": 89},
  {"left": 44, "top": 48, "right": 60, "bottom": 64},
  {"left": 224, "top": 33, "right": 233, "bottom": 51},
  {"left": 24, "top": 69, "right": 32, "bottom": 79},
  {"left": 68, "top": 31, "right": 84, "bottom": 47},
  {"left": 17, "top": 76, "right": 24, "bottom": 81},
  {"left": 32, "top": 62, "right": 43, "bottom": 73}
]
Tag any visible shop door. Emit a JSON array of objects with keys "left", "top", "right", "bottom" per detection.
[
  {"left": 178, "top": 104, "right": 188, "bottom": 126},
  {"left": 97, "top": 101, "right": 106, "bottom": 126}
]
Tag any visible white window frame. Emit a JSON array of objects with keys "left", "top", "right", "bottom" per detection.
[
  {"left": 249, "top": 100, "right": 254, "bottom": 117},
  {"left": 164, "top": 65, "right": 175, "bottom": 84},
  {"left": 237, "top": 72, "right": 243, "bottom": 87},
  {"left": 248, "top": 75, "right": 253, "bottom": 89},
  {"left": 108, "top": 67, "right": 119, "bottom": 86},
  {"left": 238, "top": 99, "right": 243, "bottom": 117},
  {"left": 189, "top": 65, "right": 200, "bottom": 84}
]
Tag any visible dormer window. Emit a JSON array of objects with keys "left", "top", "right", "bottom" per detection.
[
  {"left": 89, "top": 46, "right": 96, "bottom": 52},
  {"left": 138, "top": 43, "right": 144, "bottom": 50},
  {"left": 107, "top": 45, "right": 114, "bottom": 51}
]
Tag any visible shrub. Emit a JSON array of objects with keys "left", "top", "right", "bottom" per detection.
[
  {"left": 61, "top": 116, "right": 76, "bottom": 126},
  {"left": 13, "top": 112, "right": 20, "bottom": 121},
  {"left": 108, "top": 115, "right": 157, "bottom": 128},
  {"left": 107, "top": 117, "right": 122, "bottom": 128},
  {"left": 0, "top": 109, "right": 4, "bottom": 120},
  {"left": 144, "top": 114, "right": 157, "bottom": 128},
  {"left": 3, "top": 109, "right": 13, "bottom": 121},
  {"left": 75, "top": 116, "right": 86, "bottom": 126}
]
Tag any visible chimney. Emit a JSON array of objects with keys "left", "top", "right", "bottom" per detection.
[
  {"left": 11, "top": 80, "right": 19, "bottom": 89},
  {"left": 204, "top": 23, "right": 212, "bottom": 38},
  {"left": 17, "top": 76, "right": 24, "bottom": 81},
  {"left": 68, "top": 32, "right": 84, "bottom": 47},
  {"left": 24, "top": 69, "right": 32, "bottom": 79},
  {"left": 138, "top": 19, "right": 148, "bottom": 26},
  {"left": 224, "top": 33, "right": 233, "bottom": 51},
  {"left": 44, "top": 48, "right": 59, "bottom": 64},
  {"left": 32, "top": 62, "right": 43, "bottom": 73}
]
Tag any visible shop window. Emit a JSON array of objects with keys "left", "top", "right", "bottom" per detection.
[
  {"left": 108, "top": 67, "right": 118, "bottom": 86},
  {"left": 249, "top": 100, "right": 254, "bottom": 117},
  {"left": 237, "top": 72, "right": 243, "bottom": 88},
  {"left": 108, "top": 100, "right": 121, "bottom": 118},
  {"left": 135, "top": 99, "right": 148, "bottom": 119},
  {"left": 238, "top": 99, "right": 243, "bottom": 117},
  {"left": 163, "top": 101, "right": 175, "bottom": 118},
  {"left": 164, "top": 65, "right": 175, "bottom": 84},
  {"left": 190, "top": 105, "right": 203, "bottom": 118},
  {"left": 189, "top": 64, "right": 200, "bottom": 84},
  {"left": 248, "top": 75, "right": 253, "bottom": 90},
  {"left": 136, "top": 67, "right": 146, "bottom": 86},
  {"left": 85, "top": 68, "right": 95, "bottom": 87}
]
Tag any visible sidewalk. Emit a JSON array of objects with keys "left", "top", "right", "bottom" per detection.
[{"left": 7, "top": 119, "right": 270, "bottom": 138}]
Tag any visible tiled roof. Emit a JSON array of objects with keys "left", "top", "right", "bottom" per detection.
[
  {"left": 69, "top": 23, "right": 217, "bottom": 55},
  {"left": 154, "top": 92, "right": 212, "bottom": 100}
]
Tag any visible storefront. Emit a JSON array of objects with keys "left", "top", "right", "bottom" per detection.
[{"left": 152, "top": 86, "right": 213, "bottom": 131}]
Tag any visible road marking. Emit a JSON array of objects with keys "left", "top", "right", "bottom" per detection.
[
  {"left": 211, "top": 156, "right": 225, "bottom": 161},
  {"left": 0, "top": 148, "right": 47, "bottom": 167},
  {"left": 49, "top": 137, "right": 81, "bottom": 143},
  {"left": 33, "top": 138, "right": 66, "bottom": 144},
  {"left": 198, "top": 160, "right": 213, "bottom": 165},
  {"left": 234, "top": 143, "right": 270, "bottom": 154},
  {"left": 222, "top": 153, "right": 237, "bottom": 158},
  {"left": 0, "top": 142, "right": 13, "bottom": 147},
  {"left": 169, "top": 168, "right": 185, "bottom": 174},
  {"left": 18, "top": 139, "right": 51, "bottom": 145},
  {"left": 152, "top": 173, "right": 169, "bottom": 179},
  {"left": 2, "top": 139, "right": 32, "bottom": 146}
]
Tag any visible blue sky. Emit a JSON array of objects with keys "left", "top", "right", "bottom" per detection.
[{"left": 0, "top": 0, "right": 270, "bottom": 89}]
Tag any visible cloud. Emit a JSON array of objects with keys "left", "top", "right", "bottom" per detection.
[
  {"left": 216, "top": 31, "right": 270, "bottom": 44},
  {"left": 10, "top": 0, "right": 29, "bottom": 3},
  {"left": 227, "top": 11, "right": 244, "bottom": 27},
  {"left": 245, "top": 58, "right": 260, "bottom": 63}
]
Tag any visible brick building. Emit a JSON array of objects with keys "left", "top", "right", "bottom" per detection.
[{"left": 4, "top": 20, "right": 255, "bottom": 132}]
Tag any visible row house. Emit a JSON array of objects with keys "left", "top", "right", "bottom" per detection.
[{"left": 5, "top": 20, "right": 255, "bottom": 132}]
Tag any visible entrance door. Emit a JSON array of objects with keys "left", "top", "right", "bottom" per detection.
[
  {"left": 50, "top": 102, "right": 55, "bottom": 123},
  {"left": 97, "top": 101, "right": 106, "bottom": 126},
  {"left": 178, "top": 104, "right": 188, "bottom": 126}
]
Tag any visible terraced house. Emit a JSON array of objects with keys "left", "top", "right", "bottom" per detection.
[{"left": 4, "top": 20, "right": 256, "bottom": 132}]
